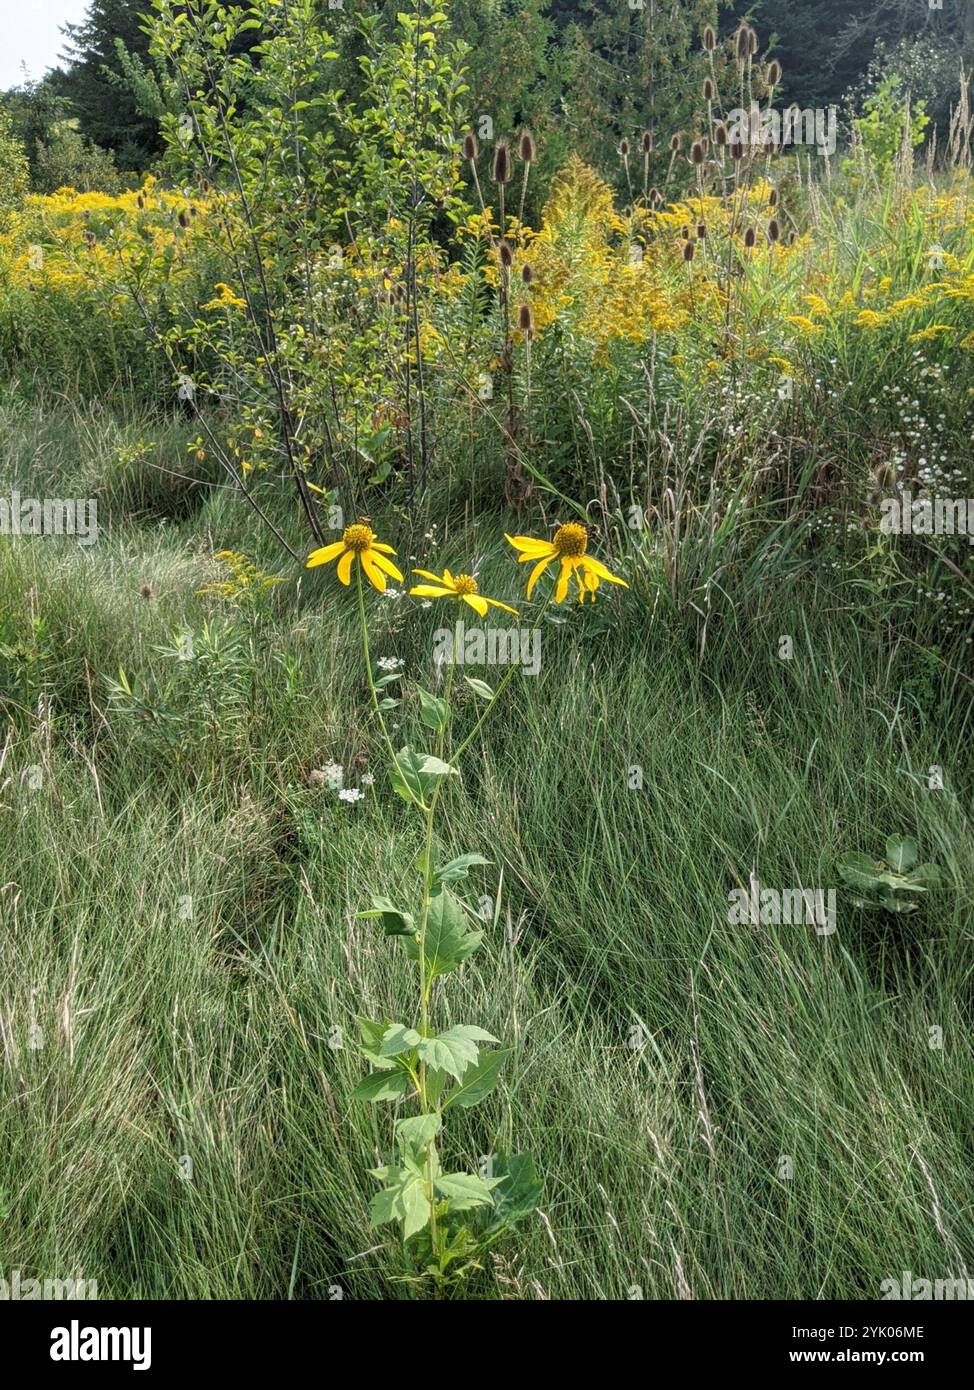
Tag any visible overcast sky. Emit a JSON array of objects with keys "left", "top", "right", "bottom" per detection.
[{"left": 1, "top": 0, "right": 91, "bottom": 90}]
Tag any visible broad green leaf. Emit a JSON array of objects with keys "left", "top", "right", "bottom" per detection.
[
  {"left": 434, "top": 1170, "right": 500, "bottom": 1211},
  {"left": 488, "top": 1151, "right": 544, "bottom": 1228},
  {"left": 379, "top": 1024, "right": 421, "bottom": 1057},
  {"left": 838, "top": 852, "right": 883, "bottom": 890},
  {"left": 416, "top": 754, "right": 458, "bottom": 778},
  {"left": 443, "top": 1047, "right": 509, "bottom": 1110},
  {"left": 351, "top": 1069, "right": 411, "bottom": 1102},
  {"left": 388, "top": 746, "right": 426, "bottom": 803},
  {"left": 403, "top": 889, "right": 483, "bottom": 977},
  {"left": 885, "top": 836, "right": 919, "bottom": 873},
  {"left": 418, "top": 687, "right": 449, "bottom": 730},
  {"left": 395, "top": 1113, "right": 441, "bottom": 1150},
  {"left": 434, "top": 852, "right": 490, "bottom": 886},
  {"left": 416, "top": 1024, "right": 498, "bottom": 1082},
  {"left": 911, "top": 862, "right": 942, "bottom": 888},
  {"left": 357, "top": 896, "right": 416, "bottom": 938},
  {"left": 464, "top": 676, "right": 493, "bottom": 700},
  {"left": 369, "top": 1166, "right": 431, "bottom": 1238}
]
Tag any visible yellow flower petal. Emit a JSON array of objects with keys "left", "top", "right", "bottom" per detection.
[
  {"left": 582, "top": 556, "right": 628, "bottom": 587},
  {"left": 484, "top": 596, "right": 520, "bottom": 616},
  {"left": 306, "top": 540, "right": 346, "bottom": 568},
  {"left": 369, "top": 550, "right": 404, "bottom": 582},
  {"left": 526, "top": 554, "right": 553, "bottom": 598},
  {"left": 506, "top": 533, "right": 554, "bottom": 557},
  {"left": 463, "top": 594, "right": 490, "bottom": 617},
  {"left": 409, "top": 584, "right": 455, "bottom": 599},
  {"left": 371, "top": 542, "right": 396, "bottom": 555},
  {"left": 337, "top": 549, "right": 355, "bottom": 585},
  {"left": 360, "top": 550, "right": 387, "bottom": 592},
  {"left": 412, "top": 568, "right": 448, "bottom": 583},
  {"left": 555, "top": 557, "right": 574, "bottom": 604}
]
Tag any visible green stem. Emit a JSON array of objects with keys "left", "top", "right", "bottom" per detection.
[{"left": 356, "top": 566, "right": 429, "bottom": 813}]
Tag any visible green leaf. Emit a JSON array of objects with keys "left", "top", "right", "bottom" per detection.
[
  {"left": 388, "top": 747, "right": 457, "bottom": 802},
  {"left": 395, "top": 1113, "right": 441, "bottom": 1150},
  {"left": 910, "top": 862, "right": 942, "bottom": 889},
  {"left": 369, "top": 1166, "right": 431, "bottom": 1239},
  {"left": 357, "top": 896, "right": 416, "bottom": 938},
  {"left": 434, "top": 852, "right": 490, "bottom": 886},
  {"left": 434, "top": 1171, "right": 501, "bottom": 1211},
  {"left": 416, "top": 754, "right": 458, "bottom": 778},
  {"left": 418, "top": 687, "right": 449, "bottom": 730},
  {"left": 378, "top": 1024, "right": 421, "bottom": 1057},
  {"left": 416, "top": 1024, "right": 498, "bottom": 1082},
  {"left": 443, "top": 1048, "right": 509, "bottom": 1110},
  {"left": 464, "top": 676, "right": 493, "bottom": 700},
  {"left": 488, "top": 1151, "right": 544, "bottom": 1228},
  {"left": 351, "top": 1069, "right": 411, "bottom": 1102},
  {"left": 885, "top": 836, "right": 919, "bottom": 873},
  {"left": 403, "top": 889, "right": 483, "bottom": 977},
  {"left": 389, "top": 746, "right": 427, "bottom": 803},
  {"left": 838, "top": 852, "right": 883, "bottom": 890}
]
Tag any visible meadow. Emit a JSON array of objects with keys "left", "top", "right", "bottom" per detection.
[{"left": 1, "top": 3, "right": 973, "bottom": 1301}]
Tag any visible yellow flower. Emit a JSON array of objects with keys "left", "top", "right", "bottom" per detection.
[
  {"left": 409, "top": 569, "right": 518, "bottom": 618},
  {"left": 306, "top": 522, "right": 403, "bottom": 593},
  {"left": 784, "top": 315, "right": 825, "bottom": 337},
  {"left": 505, "top": 522, "right": 629, "bottom": 604}
]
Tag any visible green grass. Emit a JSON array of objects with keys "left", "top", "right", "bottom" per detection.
[{"left": 1, "top": 400, "right": 972, "bottom": 1300}]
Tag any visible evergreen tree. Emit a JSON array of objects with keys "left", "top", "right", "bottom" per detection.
[{"left": 58, "top": 0, "right": 161, "bottom": 170}]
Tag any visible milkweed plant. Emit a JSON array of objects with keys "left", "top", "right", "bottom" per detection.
[{"left": 305, "top": 518, "right": 627, "bottom": 1289}]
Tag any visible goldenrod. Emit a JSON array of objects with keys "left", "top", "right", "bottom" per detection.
[
  {"left": 410, "top": 568, "right": 518, "bottom": 618},
  {"left": 306, "top": 522, "right": 403, "bottom": 592},
  {"left": 505, "top": 523, "right": 628, "bottom": 603}
]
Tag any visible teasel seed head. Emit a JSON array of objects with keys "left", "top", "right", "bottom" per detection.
[
  {"left": 178, "top": 209, "right": 190, "bottom": 229},
  {"left": 641, "top": 129, "right": 653, "bottom": 155},
  {"left": 874, "top": 462, "right": 895, "bottom": 490},
  {"left": 703, "top": 24, "right": 716, "bottom": 53},
  {"left": 136, "top": 193, "right": 145, "bottom": 210},
  {"left": 697, "top": 222, "right": 707, "bottom": 239},
  {"left": 714, "top": 121, "right": 727, "bottom": 147},
  {"left": 670, "top": 132, "right": 682, "bottom": 153},
  {"left": 730, "top": 140, "right": 745, "bottom": 162},
  {"left": 521, "top": 263, "right": 533, "bottom": 284},
  {"left": 519, "top": 130, "right": 536, "bottom": 163},
  {"left": 492, "top": 141, "right": 512, "bottom": 185},
  {"left": 649, "top": 186, "right": 661, "bottom": 206},
  {"left": 518, "top": 301, "right": 535, "bottom": 336},
  {"left": 766, "top": 60, "right": 781, "bottom": 89},
  {"left": 744, "top": 226, "right": 756, "bottom": 248},
  {"left": 768, "top": 218, "right": 781, "bottom": 243},
  {"left": 498, "top": 238, "right": 514, "bottom": 269},
  {"left": 735, "top": 25, "right": 750, "bottom": 62},
  {"left": 683, "top": 240, "right": 696, "bottom": 263},
  {"left": 769, "top": 188, "right": 778, "bottom": 208},
  {"left": 140, "top": 583, "right": 154, "bottom": 601},
  {"left": 681, "top": 224, "right": 691, "bottom": 239},
  {"left": 749, "top": 28, "right": 759, "bottom": 57},
  {"left": 462, "top": 132, "right": 479, "bottom": 161},
  {"left": 619, "top": 137, "right": 630, "bottom": 160},
  {"left": 690, "top": 140, "right": 705, "bottom": 166},
  {"left": 703, "top": 77, "right": 715, "bottom": 102}
]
